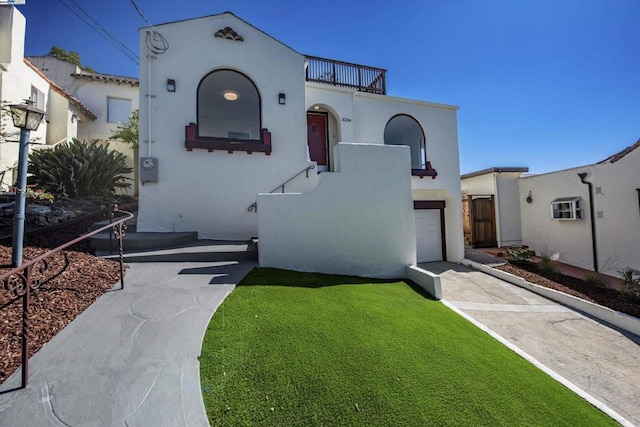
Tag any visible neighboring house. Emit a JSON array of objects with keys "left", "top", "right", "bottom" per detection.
[
  {"left": 136, "top": 12, "right": 464, "bottom": 277},
  {"left": 461, "top": 167, "right": 528, "bottom": 248},
  {"left": 519, "top": 139, "right": 640, "bottom": 278},
  {"left": 0, "top": 6, "right": 95, "bottom": 188},
  {"left": 27, "top": 56, "right": 139, "bottom": 194}
]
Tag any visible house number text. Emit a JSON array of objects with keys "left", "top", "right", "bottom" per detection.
[{"left": 341, "top": 117, "right": 352, "bottom": 122}]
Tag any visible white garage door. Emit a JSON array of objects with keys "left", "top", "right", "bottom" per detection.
[{"left": 414, "top": 209, "right": 442, "bottom": 262}]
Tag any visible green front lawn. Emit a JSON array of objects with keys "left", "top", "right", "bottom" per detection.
[{"left": 200, "top": 268, "right": 614, "bottom": 426}]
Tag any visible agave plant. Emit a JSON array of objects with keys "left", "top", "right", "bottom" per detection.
[{"left": 28, "top": 138, "right": 132, "bottom": 198}]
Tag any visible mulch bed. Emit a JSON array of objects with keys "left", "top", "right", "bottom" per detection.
[
  {"left": 495, "top": 262, "right": 640, "bottom": 319},
  {"left": 0, "top": 204, "right": 134, "bottom": 384}
]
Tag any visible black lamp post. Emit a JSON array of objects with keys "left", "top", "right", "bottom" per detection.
[{"left": 9, "top": 102, "right": 45, "bottom": 267}]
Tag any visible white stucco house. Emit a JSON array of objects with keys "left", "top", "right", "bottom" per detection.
[
  {"left": 136, "top": 12, "right": 464, "bottom": 278},
  {"left": 27, "top": 56, "right": 139, "bottom": 193},
  {"left": 519, "top": 139, "right": 640, "bottom": 278},
  {"left": 461, "top": 167, "right": 529, "bottom": 248},
  {"left": 0, "top": 5, "right": 95, "bottom": 189}
]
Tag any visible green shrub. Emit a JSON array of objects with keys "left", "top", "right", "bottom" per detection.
[
  {"left": 619, "top": 267, "right": 640, "bottom": 299},
  {"left": 584, "top": 273, "right": 608, "bottom": 288},
  {"left": 505, "top": 247, "right": 533, "bottom": 263},
  {"left": 538, "top": 252, "right": 560, "bottom": 274},
  {"left": 28, "top": 139, "right": 132, "bottom": 198}
]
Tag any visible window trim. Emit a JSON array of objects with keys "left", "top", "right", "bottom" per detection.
[
  {"left": 107, "top": 97, "right": 132, "bottom": 124},
  {"left": 550, "top": 197, "right": 582, "bottom": 220},
  {"left": 195, "top": 68, "right": 262, "bottom": 144},
  {"left": 30, "top": 85, "right": 45, "bottom": 111}
]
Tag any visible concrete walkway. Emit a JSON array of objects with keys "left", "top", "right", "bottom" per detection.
[
  {"left": 0, "top": 242, "right": 256, "bottom": 426},
  {"left": 425, "top": 262, "right": 640, "bottom": 426}
]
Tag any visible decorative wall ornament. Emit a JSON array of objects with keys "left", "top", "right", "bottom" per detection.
[{"left": 215, "top": 27, "right": 244, "bottom": 41}]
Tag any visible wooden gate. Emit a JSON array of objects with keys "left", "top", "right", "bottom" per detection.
[{"left": 471, "top": 196, "right": 496, "bottom": 247}]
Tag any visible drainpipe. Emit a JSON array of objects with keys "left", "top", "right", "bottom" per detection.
[
  {"left": 577, "top": 172, "right": 598, "bottom": 272},
  {"left": 637, "top": 189, "right": 640, "bottom": 219},
  {"left": 146, "top": 53, "right": 155, "bottom": 158}
]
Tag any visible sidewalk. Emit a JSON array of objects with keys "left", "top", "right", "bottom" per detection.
[
  {"left": 0, "top": 242, "right": 256, "bottom": 426},
  {"left": 425, "top": 261, "right": 640, "bottom": 426}
]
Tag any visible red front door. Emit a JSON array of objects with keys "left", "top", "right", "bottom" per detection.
[{"left": 307, "top": 112, "right": 328, "bottom": 166}]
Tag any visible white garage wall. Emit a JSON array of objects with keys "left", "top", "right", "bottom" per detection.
[{"left": 258, "top": 143, "right": 416, "bottom": 279}]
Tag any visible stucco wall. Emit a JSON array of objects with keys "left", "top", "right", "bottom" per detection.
[
  {"left": 462, "top": 172, "right": 524, "bottom": 247},
  {"left": 461, "top": 173, "right": 495, "bottom": 195},
  {"left": 26, "top": 56, "right": 79, "bottom": 90},
  {"left": 75, "top": 81, "right": 139, "bottom": 142},
  {"left": 258, "top": 143, "right": 416, "bottom": 278},
  {"left": 495, "top": 173, "right": 524, "bottom": 246},
  {"left": 520, "top": 168, "right": 594, "bottom": 271},
  {"left": 589, "top": 149, "right": 640, "bottom": 276},
  {"left": 306, "top": 85, "right": 464, "bottom": 261},
  {"left": 136, "top": 13, "right": 317, "bottom": 239},
  {"left": 0, "top": 6, "right": 49, "bottom": 187}
]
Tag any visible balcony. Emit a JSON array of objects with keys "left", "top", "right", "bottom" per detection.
[{"left": 305, "top": 55, "right": 386, "bottom": 95}]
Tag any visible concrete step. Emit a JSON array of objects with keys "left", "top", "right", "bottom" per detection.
[
  {"left": 96, "top": 239, "right": 257, "bottom": 263},
  {"left": 90, "top": 230, "right": 198, "bottom": 252},
  {"left": 89, "top": 214, "right": 138, "bottom": 233}
]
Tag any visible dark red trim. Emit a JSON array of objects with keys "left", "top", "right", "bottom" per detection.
[
  {"left": 413, "top": 200, "right": 445, "bottom": 209},
  {"left": 412, "top": 161, "right": 437, "bottom": 179},
  {"left": 185, "top": 124, "right": 272, "bottom": 154},
  {"left": 413, "top": 200, "right": 447, "bottom": 261}
]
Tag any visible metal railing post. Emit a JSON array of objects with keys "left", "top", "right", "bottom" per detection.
[{"left": 1, "top": 208, "right": 133, "bottom": 388}]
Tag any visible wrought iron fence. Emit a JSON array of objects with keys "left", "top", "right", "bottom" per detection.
[{"left": 1, "top": 205, "right": 132, "bottom": 389}]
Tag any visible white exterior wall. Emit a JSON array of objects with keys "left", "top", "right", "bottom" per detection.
[
  {"left": 136, "top": 14, "right": 316, "bottom": 239},
  {"left": 520, "top": 168, "right": 594, "bottom": 271},
  {"left": 45, "top": 90, "right": 75, "bottom": 146},
  {"left": 590, "top": 150, "right": 640, "bottom": 276},
  {"left": 258, "top": 143, "right": 416, "bottom": 278},
  {"left": 0, "top": 7, "right": 49, "bottom": 187},
  {"left": 306, "top": 85, "right": 464, "bottom": 262},
  {"left": 75, "top": 81, "right": 139, "bottom": 142},
  {"left": 461, "top": 173, "right": 495, "bottom": 195},
  {"left": 462, "top": 172, "right": 524, "bottom": 247},
  {"left": 26, "top": 56, "right": 79, "bottom": 90},
  {"left": 495, "top": 172, "right": 524, "bottom": 246}
]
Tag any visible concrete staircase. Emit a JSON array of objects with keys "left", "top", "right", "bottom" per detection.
[{"left": 89, "top": 213, "right": 257, "bottom": 262}]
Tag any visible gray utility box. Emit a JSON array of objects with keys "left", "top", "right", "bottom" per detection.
[{"left": 140, "top": 157, "right": 159, "bottom": 183}]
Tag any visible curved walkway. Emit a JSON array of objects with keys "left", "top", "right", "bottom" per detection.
[
  {"left": 0, "top": 242, "right": 256, "bottom": 426},
  {"left": 425, "top": 261, "right": 640, "bottom": 426}
]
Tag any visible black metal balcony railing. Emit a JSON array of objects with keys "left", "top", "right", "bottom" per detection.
[{"left": 305, "top": 55, "right": 386, "bottom": 95}]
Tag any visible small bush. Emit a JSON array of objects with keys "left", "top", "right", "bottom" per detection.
[
  {"left": 505, "top": 247, "right": 533, "bottom": 264},
  {"left": 619, "top": 267, "right": 640, "bottom": 299},
  {"left": 584, "top": 273, "right": 608, "bottom": 288},
  {"left": 538, "top": 252, "right": 559, "bottom": 274},
  {"left": 28, "top": 139, "right": 132, "bottom": 198},
  {"left": 25, "top": 188, "right": 54, "bottom": 204}
]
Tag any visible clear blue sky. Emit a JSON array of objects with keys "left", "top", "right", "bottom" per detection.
[{"left": 16, "top": 0, "right": 640, "bottom": 175}]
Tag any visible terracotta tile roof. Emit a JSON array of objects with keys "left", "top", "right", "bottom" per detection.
[
  {"left": 598, "top": 138, "right": 640, "bottom": 164},
  {"left": 23, "top": 58, "right": 97, "bottom": 121},
  {"left": 71, "top": 72, "right": 139, "bottom": 85}
]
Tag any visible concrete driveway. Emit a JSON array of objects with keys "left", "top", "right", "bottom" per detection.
[{"left": 424, "top": 261, "right": 640, "bottom": 426}]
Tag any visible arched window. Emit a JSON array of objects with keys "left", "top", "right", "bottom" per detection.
[
  {"left": 384, "top": 114, "right": 425, "bottom": 170},
  {"left": 197, "top": 69, "right": 261, "bottom": 141}
]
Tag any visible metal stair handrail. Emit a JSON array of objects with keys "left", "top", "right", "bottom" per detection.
[
  {"left": 247, "top": 164, "right": 316, "bottom": 212},
  {"left": 0, "top": 205, "right": 133, "bottom": 389}
]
